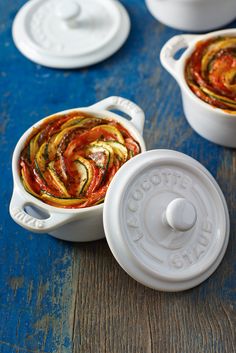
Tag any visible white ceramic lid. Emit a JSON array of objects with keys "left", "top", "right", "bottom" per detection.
[
  {"left": 12, "top": 0, "right": 130, "bottom": 68},
  {"left": 103, "top": 150, "right": 230, "bottom": 292}
]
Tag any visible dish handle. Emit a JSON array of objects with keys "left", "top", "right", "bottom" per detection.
[
  {"left": 89, "top": 96, "right": 145, "bottom": 135},
  {"left": 9, "top": 188, "right": 75, "bottom": 233},
  {"left": 160, "top": 34, "right": 199, "bottom": 81}
]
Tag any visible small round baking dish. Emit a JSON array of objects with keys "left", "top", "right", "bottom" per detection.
[
  {"left": 10, "top": 96, "right": 146, "bottom": 242},
  {"left": 160, "top": 28, "right": 236, "bottom": 148}
]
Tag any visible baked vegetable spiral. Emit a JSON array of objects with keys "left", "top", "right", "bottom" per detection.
[
  {"left": 20, "top": 112, "right": 141, "bottom": 208},
  {"left": 185, "top": 36, "right": 236, "bottom": 112}
]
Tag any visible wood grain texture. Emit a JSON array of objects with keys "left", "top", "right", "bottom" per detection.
[
  {"left": 0, "top": 0, "right": 235, "bottom": 352},
  {"left": 71, "top": 240, "right": 235, "bottom": 353}
]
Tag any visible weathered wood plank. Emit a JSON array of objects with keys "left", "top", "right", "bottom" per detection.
[
  {"left": 71, "top": 239, "right": 235, "bottom": 353},
  {"left": 0, "top": 0, "right": 235, "bottom": 352}
]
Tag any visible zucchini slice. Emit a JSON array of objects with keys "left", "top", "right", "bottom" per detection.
[
  {"left": 94, "top": 198, "right": 105, "bottom": 205},
  {"left": 73, "top": 156, "right": 93, "bottom": 195},
  {"left": 21, "top": 167, "right": 39, "bottom": 198},
  {"left": 28, "top": 132, "right": 40, "bottom": 163},
  {"left": 201, "top": 38, "right": 236, "bottom": 77},
  {"left": 41, "top": 192, "right": 86, "bottom": 207},
  {"left": 223, "top": 69, "right": 236, "bottom": 91},
  {"left": 201, "top": 86, "right": 236, "bottom": 107},
  {"left": 106, "top": 141, "right": 128, "bottom": 162},
  {"left": 35, "top": 142, "right": 48, "bottom": 175},
  {"left": 62, "top": 116, "right": 103, "bottom": 129},
  {"left": 47, "top": 161, "right": 70, "bottom": 197},
  {"left": 47, "top": 126, "right": 75, "bottom": 160}
]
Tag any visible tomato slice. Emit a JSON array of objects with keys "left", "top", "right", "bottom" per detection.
[{"left": 125, "top": 138, "right": 140, "bottom": 155}]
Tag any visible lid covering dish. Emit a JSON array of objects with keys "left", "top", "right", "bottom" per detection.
[
  {"left": 12, "top": 0, "right": 130, "bottom": 68},
  {"left": 103, "top": 150, "right": 229, "bottom": 291}
]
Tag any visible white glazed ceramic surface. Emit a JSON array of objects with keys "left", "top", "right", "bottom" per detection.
[
  {"left": 103, "top": 150, "right": 230, "bottom": 291},
  {"left": 10, "top": 96, "right": 146, "bottom": 242},
  {"left": 160, "top": 29, "right": 236, "bottom": 148},
  {"left": 146, "top": 0, "right": 236, "bottom": 32},
  {"left": 12, "top": 0, "right": 130, "bottom": 68}
]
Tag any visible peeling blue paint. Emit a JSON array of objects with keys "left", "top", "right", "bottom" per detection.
[{"left": 0, "top": 0, "right": 235, "bottom": 352}]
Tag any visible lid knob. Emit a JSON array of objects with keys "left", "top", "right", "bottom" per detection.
[
  {"left": 165, "top": 198, "right": 197, "bottom": 232},
  {"left": 55, "top": 0, "right": 81, "bottom": 28}
]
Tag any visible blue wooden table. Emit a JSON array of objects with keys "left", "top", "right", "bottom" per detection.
[{"left": 0, "top": 1, "right": 235, "bottom": 352}]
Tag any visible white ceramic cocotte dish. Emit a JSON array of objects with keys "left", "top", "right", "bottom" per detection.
[
  {"left": 10, "top": 96, "right": 230, "bottom": 291},
  {"left": 146, "top": 0, "right": 236, "bottom": 31},
  {"left": 160, "top": 28, "right": 236, "bottom": 148},
  {"left": 10, "top": 96, "right": 146, "bottom": 242}
]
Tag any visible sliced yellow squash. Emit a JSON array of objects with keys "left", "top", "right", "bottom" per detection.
[{"left": 47, "top": 161, "right": 70, "bottom": 197}]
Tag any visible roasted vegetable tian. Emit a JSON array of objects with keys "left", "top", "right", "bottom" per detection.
[
  {"left": 185, "top": 36, "right": 236, "bottom": 112},
  {"left": 20, "top": 113, "right": 141, "bottom": 208}
]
